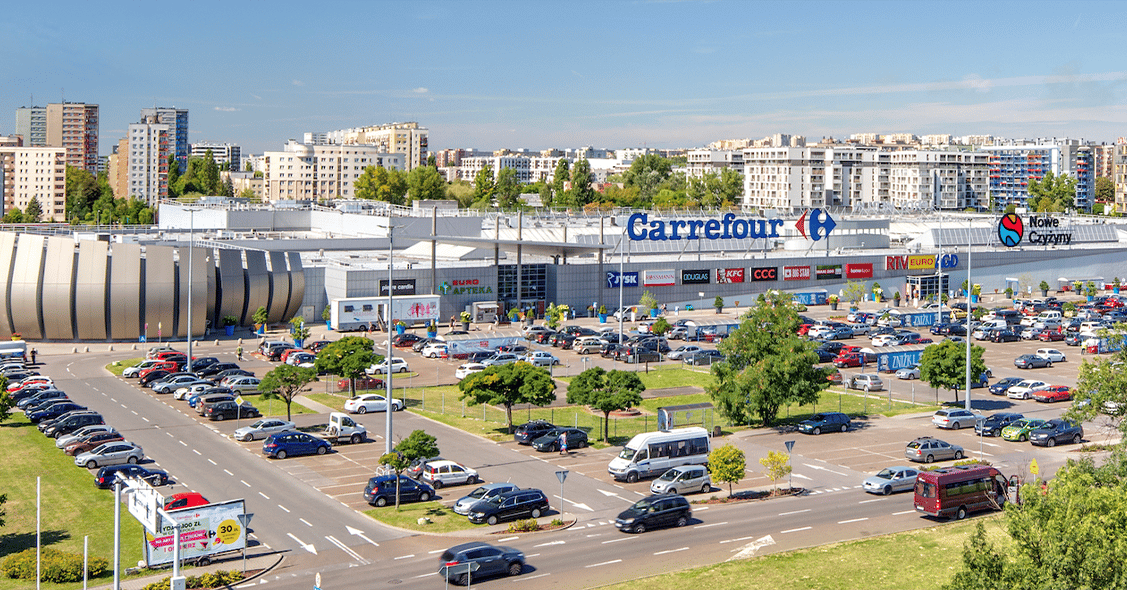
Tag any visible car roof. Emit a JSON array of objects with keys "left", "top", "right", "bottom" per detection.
[{"left": 427, "top": 460, "right": 463, "bottom": 468}]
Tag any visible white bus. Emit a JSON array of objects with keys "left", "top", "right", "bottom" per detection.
[{"left": 607, "top": 427, "right": 711, "bottom": 483}]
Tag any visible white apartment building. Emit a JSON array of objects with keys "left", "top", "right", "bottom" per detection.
[
  {"left": 262, "top": 140, "right": 403, "bottom": 201},
  {"left": 126, "top": 118, "right": 170, "bottom": 204},
  {"left": 0, "top": 136, "right": 66, "bottom": 220},
  {"left": 457, "top": 155, "right": 565, "bottom": 184},
  {"left": 887, "top": 151, "right": 989, "bottom": 210},
  {"left": 686, "top": 149, "right": 745, "bottom": 179},
  {"left": 191, "top": 142, "right": 241, "bottom": 170},
  {"left": 319, "top": 122, "right": 428, "bottom": 170}
]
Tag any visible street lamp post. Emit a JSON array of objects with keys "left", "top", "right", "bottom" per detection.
[
  {"left": 965, "top": 223, "right": 973, "bottom": 412},
  {"left": 186, "top": 208, "right": 194, "bottom": 373},
  {"left": 385, "top": 216, "right": 394, "bottom": 455}
]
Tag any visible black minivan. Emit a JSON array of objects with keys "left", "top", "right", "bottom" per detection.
[
  {"left": 467, "top": 489, "right": 550, "bottom": 525},
  {"left": 615, "top": 494, "right": 692, "bottom": 533}
]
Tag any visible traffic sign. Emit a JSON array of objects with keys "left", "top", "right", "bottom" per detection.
[
  {"left": 555, "top": 470, "right": 569, "bottom": 484},
  {"left": 784, "top": 440, "right": 795, "bottom": 453}
]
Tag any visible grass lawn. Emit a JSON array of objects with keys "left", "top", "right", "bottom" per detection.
[
  {"left": 234, "top": 391, "right": 315, "bottom": 418},
  {"left": 305, "top": 392, "right": 348, "bottom": 413},
  {"left": 105, "top": 358, "right": 143, "bottom": 376},
  {"left": 363, "top": 501, "right": 480, "bottom": 534},
  {"left": 0, "top": 414, "right": 144, "bottom": 589},
  {"left": 556, "top": 365, "right": 717, "bottom": 390},
  {"left": 598, "top": 515, "right": 1011, "bottom": 590}
]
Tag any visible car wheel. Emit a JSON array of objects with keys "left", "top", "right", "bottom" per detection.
[
  {"left": 487, "top": 515, "right": 499, "bottom": 526},
  {"left": 882, "top": 485, "right": 892, "bottom": 496},
  {"left": 86, "top": 459, "right": 98, "bottom": 469},
  {"left": 1073, "top": 434, "right": 1082, "bottom": 445},
  {"left": 633, "top": 522, "right": 646, "bottom": 534},
  {"left": 316, "top": 445, "right": 327, "bottom": 455},
  {"left": 350, "top": 434, "right": 362, "bottom": 444},
  {"left": 813, "top": 427, "right": 821, "bottom": 435},
  {"left": 276, "top": 450, "right": 287, "bottom": 459},
  {"left": 626, "top": 472, "right": 639, "bottom": 484},
  {"left": 531, "top": 508, "right": 542, "bottom": 518},
  {"left": 667, "top": 487, "right": 678, "bottom": 495},
  {"left": 1046, "top": 361, "right": 1052, "bottom": 367},
  {"left": 433, "top": 479, "right": 444, "bottom": 489},
  {"left": 1019, "top": 434, "right": 1027, "bottom": 442},
  {"left": 954, "top": 450, "right": 964, "bottom": 460},
  {"left": 398, "top": 367, "right": 407, "bottom": 373},
  {"left": 419, "top": 491, "right": 431, "bottom": 502},
  {"left": 925, "top": 454, "right": 934, "bottom": 464},
  {"left": 1046, "top": 438, "right": 1056, "bottom": 448},
  {"left": 214, "top": 414, "right": 224, "bottom": 421},
  {"left": 951, "top": 422, "right": 961, "bottom": 430},
  {"left": 458, "top": 573, "right": 470, "bottom": 586},
  {"left": 955, "top": 506, "right": 968, "bottom": 520},
  {"left": 508, "top": 561, "right": 523, "bottom": 576},
  {"left": 840, "top": 424, "right": 849, "bottom": 433},
  {"left": 357, "top": 406, "right": 367, "bottom": 414},
  {"left": 676, "top": 515, "right": 688, "bottom": 527},
  {"left": 701, "top": 483, "right": 711, "bottom": 494}
]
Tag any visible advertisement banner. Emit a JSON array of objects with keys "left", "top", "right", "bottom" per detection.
[
  {"left": 845, "top": 263, "right": 873, "bottom": 279},
  {"left": 783, "top": 266, "right": 811, "bottom": 281},
  {"left": 143, "top": 500, "right": 246, "bottom": 566},
  {"left": 379, "top": 279, "right": 417, "bottom": 296},
  {"left": 680, "top": 269, "right": 711, "bottom": 285},
  {"left": 643, "top": 269, "right": 676, "bottom": 287},
  {"left": 716, "top": 268, "right": 745, "bottom": 284},
  {"left": 748, "top": 267, "right": 778, "bottom": 282},
  {"left": 885, "top": 255, "right": 957, "bottom": 271},
  {"left": 816, "top": 265, "right": 842, "bottom": 280},
  {"left": 606, "top": 271, "right": 639, "bottom": 289}
]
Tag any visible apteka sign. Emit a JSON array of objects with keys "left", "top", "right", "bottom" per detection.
[{"left": 626, "top": 210, "right": 836, "bottom": 241}]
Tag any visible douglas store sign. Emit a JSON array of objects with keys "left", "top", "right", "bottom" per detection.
[{"left": 681, "top": 269, "right": 711, "bottom": 285}]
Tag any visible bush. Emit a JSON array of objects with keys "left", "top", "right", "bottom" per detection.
[
  {"left": 550, "top": 518, "right": 564, "bottom": 526},
  {"left": 2, "top": 547, "right": 109, "bottom": 583},
  {"left": 505, "top": 519, "right": 540, "bottom": 533},
  {"left": 141, "top": 570, "right": 243, "bottom": 590}
]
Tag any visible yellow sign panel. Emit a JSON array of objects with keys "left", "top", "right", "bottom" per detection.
[
  {"left": 906, "top": 255, "right": 937, "bottom": 270},
  {"left": 215, "top": 519, "right": 241, "bottom": 546},
  {"left": 1030, "top": 458, "right": 1039, "bottom": 477}
]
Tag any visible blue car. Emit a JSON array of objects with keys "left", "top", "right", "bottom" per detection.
[
  {"left": 27, "top": 402, "right": 87, "bottom": 424},
  {"left": 262, "top": 431, "right": 331, "bottom": 459}
]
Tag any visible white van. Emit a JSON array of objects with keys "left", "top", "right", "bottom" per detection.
[
  {"left": 1021, "top": 310, "right": 1062, "bottom": 327},
  {"left": 607, "top": 427, "right": 711, "bottom": 483}
]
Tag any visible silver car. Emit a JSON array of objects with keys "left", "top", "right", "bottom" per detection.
[
  {"left": 234, "top": 418, "right": 296, "bottom": 442},
  {"left": 56, "top": 425, "right": 116, "bottom": 448},
  {"left": 75, "top": 441, "right": 144, "bottom": 469},
  {"left": 862, "top": 466, "right": 920, "bottom": 495},
  {"left": 650, "top": 465, "right": 711, "bottom": 495},
  {"left": 452, "top": 483, "right": 521, "bottom": 515}
]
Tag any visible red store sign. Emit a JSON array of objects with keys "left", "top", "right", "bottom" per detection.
[
  {"left": 845, "top": 263, "right": 873, "bottom": 279},
  {"left": 716, "top": 268, "right": 745, "bottom": 283},
  {"left": 783, "top": 266, "right": 811, "bottom": 281}
]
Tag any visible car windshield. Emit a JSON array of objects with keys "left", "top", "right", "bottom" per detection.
[
  {"left": 874, "top": 468, "right": 895, "bottom": 479},
  {"left": 657, "top": 470, "right": 678, "bottom": 482},
  {"left": 467, "top": 487, "right": 488, "bottom": 499},
  {"left": 618, "top": 446, "right": 639, "bottom": 461},
  {"left": 247, "top": 420, "right": 267, "bottom": 429},
  {"left": 631, "top": 499, "right": 653, "bottom": 512}
]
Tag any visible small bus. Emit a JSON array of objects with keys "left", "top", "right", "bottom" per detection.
[
  {"left": 607, "top": 427, "right": 710, "bottom": 483},
  {"left": 913, "top": 464, "right": 1008, "bottom": 520}
]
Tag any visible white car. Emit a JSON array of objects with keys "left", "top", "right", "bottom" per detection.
[
  {"left": 1036, "top": 348, "right": 1066, "bottom": 363},
  {"left": 420, "top": 343, "right": 448, "bottom": 359},
  {"left": 343, "top": 393, "right": 404, "bottom": 414},
  {"left": 895, "top": 365, "right": 920, "bottom": 380},
  {"left": 56, "top": 425, "right": 116, "bottom": 448},
  {"left": 523, "top": 351, "right": 560, "bottom": 367},
  {"left": 807, "top": 325, "right": 836, "bottom": 339},
  {"left": 123, "top": 359, "right": 164, "bottom": 378},
  {"left": 174, "top": 382, "right": 214, "bottom": 400},
  {"left": 74, "top": 441, "right": 144, "bottom": 469},
  {"left": 455, "top": 363, "right": 487, "bottom": 380},
  {"left": 367, "top": 357, "right": 410, "bottom": 374},
  {"left": 666, "top": 345, "right": 702, "bottom": 360},
  {"left": 420, "top": 459, "right": 479, "bottom": 489},
  {"left": 1007, "top": 379, "right": 1049, "bottom": 400},
  {"left": 234, "top": 418, "right": 296, "bottom": 442},
  {"left": 871, "top": 334, "right": 899, "bottom": 347},
  {"left": 286, "top": 352, "right": 316, "bottom": 368},
  {"left": 876, "top": 314, "right": 903, "bottom": 328}
]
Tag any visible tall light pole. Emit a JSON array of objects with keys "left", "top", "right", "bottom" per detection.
[
  {"left": 385, "top": 215, "right": 394, "bottom": 455},
  {"left": 965, "top": 220, "right": 973, "bottom": 411},
  {"left": 618, "top": 234, "right": 627, "bottom": 346},
  {"left": 186, "top": 208, "right": 193, "bottom": 372}
]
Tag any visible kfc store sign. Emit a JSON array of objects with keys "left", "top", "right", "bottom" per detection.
[
  {"left": 643, "top": 269, "right": 676, "bottom": 287},
  {"left": 716, "top": 268, "right": 745, "bottom": 283},
  {"left": 783, "top": 266, "right": 811, "bottom": 281}
]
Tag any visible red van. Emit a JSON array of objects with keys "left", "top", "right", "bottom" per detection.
[
  {"left": 913, "top": 464, "right": 1008, "bottom": 520},
  {"left": 165, "top": 492, "right": 209, "bottom": 511}
]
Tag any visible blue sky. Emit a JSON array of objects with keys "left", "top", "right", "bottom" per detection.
[{"left": 3, "top": 0, "right": 1126, "bottom": 156}]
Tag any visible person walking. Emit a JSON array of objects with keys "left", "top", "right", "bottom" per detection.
[
  {"left": 236, "top": 346, "right": 243, "bottom": 361},
  {"left": 559, "top": 431, "right": 568, "bottom": 455},
  {"left": 30, "top": 348, "right": 37, "bottom": 364}
]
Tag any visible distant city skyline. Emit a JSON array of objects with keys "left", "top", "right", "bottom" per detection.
[{"left": 3, "top": 0, "right": 1126, "bottom": 156}]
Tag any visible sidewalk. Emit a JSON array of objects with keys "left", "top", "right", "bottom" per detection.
[{"left": 91, "top": 549, "right": 284, "bottom": 590}]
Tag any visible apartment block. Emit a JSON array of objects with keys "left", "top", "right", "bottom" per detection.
[
  {"left": 15, "top": 106, "right": 47, "bottom": 147},
  {"left": 262, "top": 140, "right": 403, "bottom": 201},
  {"left": 125, "top": 117, "right": 170, "bottom": 203},
  {"left": 686, "top": 149, "right": 745, "bottom": 179},
  {"left": 887, "top": 151, "right": 989, "bottom": 210},
  {"left": 321, "top": 122, "right": 428, "bottom": 170},
  {"left": 981, "top": 139, "right": 1094, "bottom": 210},
  {"left": 140, "top": 108, "right": 189, "bottom": 172},
  {"left": 191, "top": 142, "right": 241, "bottom": 171},
  {"left": 0, "top": 135, "right": 67, "bottom": 220},
  {"left": 45, "top": 102, "right": 99, "bottom": 173}
]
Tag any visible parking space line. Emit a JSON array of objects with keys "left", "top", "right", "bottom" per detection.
[
  {"left": 224, "top": 469, "right": 233, "bottom": 476},
  {"left": 300, "top": 518, "right": 313, "bottom": 527},
  {"left": 278, "top": 505, "right": 289, "bottom": 512},
  {"left": 259, "top": 492, "right": 270, "bottom": 499},
  {"left": 838, "top": 517, "right": 869, "bottom": 524}
]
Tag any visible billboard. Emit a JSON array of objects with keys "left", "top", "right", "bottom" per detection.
[
  {"left": 845, "top": 263, "right": 873, "bottom": 279},
  {"left": 606, "top": 271, "right": 639, "bottom": 289},
  {"left": 749, "top": 267, "right": 778, "bottom": 282},
  {"left": 783, "top": 266, "right": 811, "bottom": 281},
  {"left": 379, "top": 279, "right": 416, "bottom": 296},
  {"left": 816, "top": 265, "right": 842, "bottom": 280},
  {"left": 643, "top": 269, "right": 676, "bottom": 287},
  {"left": 142, "top": 500, "right": 247, "bottom": 566},
  {"left": 681, "top": 269, "right": 710, "bottom": 285},
  {"left": 716, "top": 268, "right": 745, "bottom": 283}
]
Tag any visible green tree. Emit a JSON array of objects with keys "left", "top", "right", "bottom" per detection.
[
  {"left": 1066, "top": 340, "right": 1127, "bottom": 431},
  {"left": 1096, "top": 176, "right": 1115, "bottom": 204},
  {"left": 258, "top": 364, "right": 318, "bottom": 421},
  {"left": 1027, "top": 171, "right": 1077, "bottom": 212},
  {"left": 709, "top": 443, "right": 746, "bottom": 497},
  {"left": 426, "top": 153, "right": 437, "bottom": 167},
  {"left": 623, "top": 154, "right": 673, "bottom": 202},
  {"left": 686, "top": 169, "right": 743, "bottom": 208},
  {"left": 550, "top": 158, "right": 570, "bottom": 206},
  {"left": 354, "top": 166, "right": 408, "bottom": 204},
  {"left": 759, "top": 450, "right": 792, "bottom": 493},
  {"left": 166, "top": 154, "right": 181, "bottom": 198},
  {"left": 651, "top": 317, "right": 670, "bottom": 336},
  {"left": 0, "top": 380, "right": 15, "bottom": 425},
  {"left": 446, "top": 179, "right": 475, "bottom": 208},
  {"left": 313, "top": 337, "right": 381, "bottom": 396},
  {"left": 200, "top": 150, "right": 221, "bottom": 195},
  {"left": 842, "top": 280, "right": 866, "bottom": 307},
  {"left": 918, "top": 339, "right": 987, "bottom": 404},
  {"left": 566, "top": 368, "right": 645, "bottom": 443},
  {"left": 494, "top": 167, "right": 522, "bottom": 209},
  {"left": 567, "top": 158, "right": 596, "bottom": 207},
  {"left": 65, "top": 165, "right": 100, "bottom": 221},
  {"left": 707, "top": 291, "right": 828, "bottom": 426},
  {"left": 24, "top": 197, "right": 42, "bottom": 222},
  {"left": 237, "top": 187, "right": 258, "bottom": 201},
  {"left": 379, "top": 429, "right": 439, "bottom": 509},
  {"left": 406, "top": 165, "right": 447, "bottom": 203},
  {"left": 943, "top": 522, "right": 1007, "bottom": 590},
  {"left": 458, "top": 362, "right": 556, "bottom": 433},
  {"left": 472, "top": 164, "right": 496, "bottom": 205}
]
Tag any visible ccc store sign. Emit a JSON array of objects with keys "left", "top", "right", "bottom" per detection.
[{"left": 749, "top": 267, "right": 778, "bottom": 281}]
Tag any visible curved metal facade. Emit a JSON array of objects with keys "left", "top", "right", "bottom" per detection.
[{"left": 0, "top": 233, "right": 304, "bottom": 341}]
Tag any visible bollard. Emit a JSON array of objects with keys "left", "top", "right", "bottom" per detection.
[
  {"left": 214, "top": 340, "right": 219, "bottom": 346},
  {"left": 72, "top": 347, "right": 78, "bottom": 353},
  {"left": 84, "top": 346, "right": 90, "bottom": 353},
  {"left": 108, "top": 345, "right": 114, "bottom": 352},
  {"left": 132, "top": 344, "right": 138, "bottom": 350}
]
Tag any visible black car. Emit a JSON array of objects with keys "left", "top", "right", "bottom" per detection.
[
  {"left": 615, "top": 494, "right": 692, "bottom": 533},
  {"left": 466, "top": 489, "right": 550, "bottom": 525},
  {"left": 265, "top": 344, "right": 295, "bottom": 361},
  {"left": 94, "top": 464, "right": 169, "bottom": 489},
  {"left": 621, "top": 348, "right": 661, "bottom": 363},
  {"left": 139, "top": 370, "right": 174, "bottom": 387},
  {"left": 406, "top": 455, "right": 444, "bottom": 479},
  {"left": 16, "top": 388, "right": 67, "bottom": 410},
  {"left": 684, "top": 349, "right": 724, "bottom": 365},
  {"left": 205, "top": 401, "right": 261, "bottom": 421},
  {"left": 797, "top": 412, "right": 851, "bottom": 435},
  {"left": 412, "top": 338, "right": 439, "bottom": 353},
  {"left": 27, "top": 402, "right": 86, "bottom": 424},
  {"left": 514, "top": 420, "right": 556, "bottom": 445},
  {"left": 210, "top": 368, "right": 254, "bottom": 383},
  {"left": 438, "top": 542, "right": 525, "bottom": 585},
  {"left": 549, "top": 333, "right": 577, "bottom": 348},
  {"left": 38, "top": 410, "right": 98, "bottom": 434},
  {"left": 531, "top": 427, "right": 588, "bottom": 452},
  {"left": 186, "top": 357, "right": 220, "bottom": 371},
  {"left": 600, "top": 343, "right": 625, "bottom": 358},
  {"left": 814, "top": 348, "right": 837, "bottom": 363},
  {"left": 988, "top": 376, "right": 1023, "bottom": 395},
  {"left": 196, "top": 362, "right": 239, "bottom": 378},
  {"left": 363, "top": 475, "right": 435, "bottom": 507},
  {"left": 990, "top": 329, "right": 1022, "bottom": 343},
  {"left": 496, "top": 344, "right": 528, "bottom": 354},
  {"left": 975, "top": 412, "right": 1024, "bottom": 437},
  {"left": 818, "top": 341, "right": 846, "bottom": 354},
  {"left": 42, "top": 412, "right": 104, "bottom": 438},
  {"left": 392, "top": 333, "right": 423, "bottom": 347},
  {"left": 1030, "top": 419, "right": 1083, "bottom": 447}
]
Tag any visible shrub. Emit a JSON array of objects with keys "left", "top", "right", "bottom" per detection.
[
  {"left": 141, "top": 570, "right": 243, "bottom": 590},
  {"left": 550, "top": 518, "right": 564, "bottom": 526},
  {"left": 2, "top": 547, "right": 109, "bottom": 583},
  {"left": 505, "top": 519, "right": 540, "bottom": 533}
]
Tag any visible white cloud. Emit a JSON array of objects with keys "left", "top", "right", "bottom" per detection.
[
  {"left": 292, "top": 79, "right": 305, "bottom": 86},
  {"left": 214, "top": 106, "right": 239, "bottom": 112},
  {"left": 412, "top": 87, "right": 428, "bottom": 94}
]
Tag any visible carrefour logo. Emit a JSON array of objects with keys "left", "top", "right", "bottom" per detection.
[
  {"left": 998, "top": 214, "right": 1023, "bottom": 247},
  {"left": 795, "top": 209, "right": 837, "bottom": 241}
]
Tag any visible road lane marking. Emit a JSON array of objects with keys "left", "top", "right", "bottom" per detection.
[
  {"left": 838, "top": 518, "right": 869, "bottom": 524},
  {"left": 224, "top": 469, "right": 233, "bottom": 476},
  {"left": 720, "top": 535, "right": 758, "bottom": 544},
  {"left": 654, "top": 547, "right": 689, "bottom": 555},
  {"left": 517, "top": 573, "right": 550, "bottom": 581},
  {"left": 278, "top": 505, "right": 290, "bottom": 513},
  {"left": 142, "top": 417, "right": 149, "bottom": 422},
  {"left": 414, "top": 573, "right": 438, "bottom": 578},
  {"left": 858, "top": 498, "right": 884, "bottom": 504},
  {"left": 892, "top": 510, "right": 916, "bottom": 515},
  {"left": 259, "top": 492, "right": 270, "bottom": 500},
  {"left": 601, "top": 537, "right": 632, "bottom": 544},
  {"left": 208, "top": 459, "right": 216, "bottom": 465},
  {"left": 179, "top": 441, "right": 187, "bottom": 447},
  {"left": 241, "top": 480, "right": 251, "bottom": 487},
  {"left": 586, "top": 559, "right": 622, "bottom": 568},
  {"left": 534, "top": 540, "right": 565, "bottom": 547},
  {"left": 166, "top": 432, "right": 174, "bottom": 438},
  {"left": 193, "top": 449, "right": 201, "bottom": 455},
  {"left": 325, "top": 535, "right": 364, "bottom": 562},
  {"left": 778, "top": 508, "right": 810, "bottom": 516},
  {"left": 497, "top": 536, "right": 519, "bottom": 542},
  {"left": 693, "top": 522, "right": 728, "bottom": 529},
  {"left": 780, "top": 527, "right": 812, "bottom": 534},
  {"left": 394, "top": 554, "right": 415, "bottom": 560},
  {"left": 300, "top": 518, "right": 312, "bottom": 527}
]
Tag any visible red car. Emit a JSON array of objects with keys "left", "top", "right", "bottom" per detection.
[
  {"left": 279, "top": 348, "right": 311, "bottom": 363},
  {"left": 797, "top": 324, "right": 813, "bottom": 336},
  {"left": 138, "top": 361, "right": 177, "bottom": 380},
  {"left": 337, "top": 376, "right": 386, "bottom": 392},
  {"left": 1038, "top": 330, "right": 1065, "bottom": 342},
  {"left": 1033, "top": 385, "right": 1072, "bottom": 403},
  {"left": 833, "top": 353, "right": 864, "bottom": 368}
]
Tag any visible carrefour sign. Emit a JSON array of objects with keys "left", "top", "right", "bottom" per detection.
[{"left": 626, "top": 210, "right": 836, "bottom": 241}]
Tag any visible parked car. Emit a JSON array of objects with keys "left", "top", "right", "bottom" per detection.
[
  {"left": 615, "top": 494, "right": 692, "bottom": 533},
  {"left": 1036, "top": 348, "right": 1067, "bottom": 363},
  {"left": 932, "top": 408, "right": 982, "bottom": 430},
  {"left": 343, "top": 393, "right": 404, "bottom": 414},
  {"left": 56, "top": 424, "right": 114, "bottom": 448},
  {"left": 64, "top": 431, "right": 125, "bottom": 456},
  {"left": 650, "top": 465, "right": 711, "bottom": 495},
  {"left": 513, "top": 420, "right": 556, "bottom": 445},
  {"left": 531, "top": 427, "right": 588, "bottom": 452},
  {"left": 975, "top": 412, "right": 1024, "bottom": 437},
  {"left": 405, "top": 455, "right": 443, "bottom": 480},
  {"left": 421, "top": 343, "right": 449, "bottom": 359},
  {"left": 336, "top": 376, "right": 385, "bottom": 392},
  {"left": 621, "top": 347, "right": 662, "bottom": 363},
  {"left": 94, "top": 464, "right": 169, "bottom": 489},
  {"left": 1014, "top": 354, "right": 1052, "bottom": 369},
  {"left": 392, "top": 333, "right": 424, "bottom": 348},
  {"left": 264, "top": 343, "right": 296, "bottom": 361},
  {"left": 197, "top": 362, "right": 240, "bottom": 378},
  {"left": 28, "top": 401, "right": 87, "bottom": 424},
  {"left": 990, "top": 329, "right": 1022, "bottom": 343},
  {"left": 797, "top": 412, "right": 851, "bottom": 435},
  {"left": 438, "top": 542, "right": 525, "bottom": 584},
  {"left": 895, "top": 365, "right": 921, "bottom": 380},
  {"left": 684, "top": 349, "right": 724, "bottom": 366},
  {"left": 286, "top": 352, "right": 316, "bottom": 368},
  {"left": 1007, "top": 379, "right": 1049, "bottom": 400},
  {"left": 75, "top": 441, "right": 145, "bottom": 469},
  {"left": 861, "top": 466, "right": 920, "bottom": 495},
  {"left": 466, "top": 489, "right": 551, "bottom": 525},
  {"left": 205, "top": 400, "right": 261, "bottom": 421},
  {"left": 224, "top": 376, "right": 262, "bottom": 392},
  {"left": 847, "top": 374, "right": 884, "bottom": 392},
  {"left": 666, "top": 345, "right": 703, "bottom": 361},
  {"left": 153, "top": 375, "right": 210, "bottom": 394},
  {"left": 123, "top": 359, "right": 166, "bottom": 378},
  {"left": 453, "top": 483, "right": 522, "bottom": 515},
  {"left": 1029, "top": 419, "right": 1083, "bottom": 447},
  {"left": 905, "top": 436, "right": 964, "bottom": 463},
  {"left": 364, "top": 474, "right": 435, "bottom": 507},
  {"left": 17, "top": 388, "right": 67, "bottom": 410},
  {"left": 454, "top": 363, "right": 487, "bottom": 381},
  {"left": 262, "top": 431, "right": 332, "bottom": 459},
  {"left": 1001, "top": 418, "right": 1049, "bottom": 442},
  {"left": 164, "top": 492, "right": 209, "bottom": 511},
  {"left": 1033, "top": 385, "right": 1072, "bottom": 403},
  {"left": 988, "top": 377, "right": 1024, "bottom": 396},
  {"left": 234, "top": 418, "right": 296, "bottom": 442},
  {"left": 523, "top": 350, "right": 560, "bottom": 367},
  {"left": 421, "top": 460, "right": 480, "bottom": 489}
]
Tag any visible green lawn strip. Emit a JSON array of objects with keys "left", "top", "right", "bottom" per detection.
[
  {"left": 305, "top": 392, "right": 349, "bottom": 413},
  {"left": 363, "top": 501, "right": 480, "bottom": 533},
  {"left": 232, "top": 391, "right": 314, "bottom": 417},
  {"left": 105, "top": 358, "right": 143, "bottom": 376},
  {"left": 556, "top": 365, "right": 716, "bottom": 390},
  {"left": 596, "top": 515, "right": 1010, "bottom": 590},
  {"left": 0, "top": 414, "right": 144, "bottom": 588}
]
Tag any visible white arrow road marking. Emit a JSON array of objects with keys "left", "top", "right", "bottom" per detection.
[
  {"left": 325, "top": 535, "right": 366, "bottom": 563},
  {"left": 286, "top": 533, "right": 317, "bottom": 555},
  {"left": 728, "top": 535, "right": 775, "bottom": 560},
  {"left": 803, "top": 463, "right": 848, "bottom": 476},
  {"left": 791, "top": 473, "right": 811, "bottom": 480},
  {"left": 553, "top": 495, "right": 594, "bottom": 511},
  {"left": 597, "top": 489, "right": 620, "bottom": 496},
  {"left": 346, "top": 525, "right": 379, "bottom": 546}
]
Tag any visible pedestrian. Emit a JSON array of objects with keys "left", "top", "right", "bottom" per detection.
[
  {"left": 236, "top": 345, "right": 243, "bottom": 361},
  {"left": 30, "top": 348, "right": 37, "bottom": 364},
  {"left": 559, "top": 431, "right": 568, "bottom": 455},
  {"left": 450, "top": 315, "right": 456, "bottom": 330}
]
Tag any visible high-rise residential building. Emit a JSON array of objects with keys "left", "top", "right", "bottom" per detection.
[
  {"left": 319, "top": 122, "right": 428, "bottom": 170},
  {"left": 140, "top": 107, "right": 189, "bottom": 172},
  {"left": 191, "top": 142, "right": 241, "bottom": 171},
  {"left": 109, "top": 138, "right": 129, "bottom": 201},
  {"left": 124, "top": 116, "right": 170, "bottom": 203},
  {"left": 0, "top": 135, "right": 67, "bottom": 221},
  {"left": 262, "top": 140, "right": 403, "bottom": 201},
  {"left": 981, "top": 139, "right": 1094, "bottom": 210},
  {"left": 686, "top": 149, "right": 745, "bottom": 179},
  {"left": 15, "top": 106, "right": 47, "bottom": 147},
  {"left": 1112, "top": 139, "right": 1127, "bottom": 213},
  {"left": 1093, "top": 143, "right": 1115, "bottom": 179},
  {"left": 45, "top": 102, "right": 99, "bottom": 173}
]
